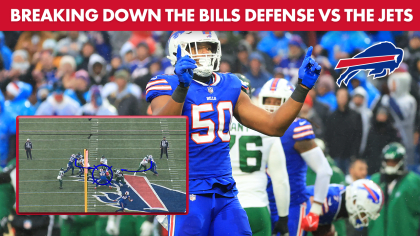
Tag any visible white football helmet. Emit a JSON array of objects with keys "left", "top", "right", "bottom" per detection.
[
  {"left": 166, "top": 31, "right": 221, "bottom": 77},
  {"left": 125, "top": 191, "right": 129, "bottom": 196},
  {"left": 345, "top": 179, "right": 384, "bottom": 228},
  {"left": 259, "top": 78, "right": 295, "bottom": 112}
]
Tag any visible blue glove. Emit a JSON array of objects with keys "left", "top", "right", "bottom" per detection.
[
  {"left": 298, "top": 46, "right": 321, "bottom": 89},
  {"left": 174, "top": 45, "right": 197, "bottom": 87}
]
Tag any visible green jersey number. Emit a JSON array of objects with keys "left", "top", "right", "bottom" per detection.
[{"left": 230, "top": 135, "right": 263, "bottom": 173}]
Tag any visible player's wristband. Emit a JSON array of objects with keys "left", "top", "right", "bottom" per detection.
[
  {"left": 171, "top": 85, "right": 189, "bottom": 103},
  {"left": 290, "top": 81, "right": 309, "bottom": 103}
]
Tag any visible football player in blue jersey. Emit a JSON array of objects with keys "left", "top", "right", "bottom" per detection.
[
  {"left": 95, "top": 169, "right": 112, "bottom": 190},
  {"left": 305, "top": 179, "right": 383, "bottom": 236},
  {"left": 114, "top": 191, "right": 133, "bottom": 213},
  {"left": 63, "top": 154, "right": 76, "bottom": 175},
  {"left": 146, "top": 31, "right": 321, "bottom": 236},
  {"left": 261, "top": 78, "right": 333, "bottom": 236}
]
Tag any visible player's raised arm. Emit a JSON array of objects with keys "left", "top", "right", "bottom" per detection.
[
  {"left": 234, "top": 46, "right": 321, "bottom": 136},
  {"left": 150, "top": 45, "right": 197, "bottom": 115}
]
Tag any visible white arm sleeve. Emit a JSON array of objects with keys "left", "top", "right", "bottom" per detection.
[
  {"left": 267, "top": 138, "right": 290, "bottom": 217},
  {"left": 300, "top": 146, "right": 332, "bottom": 207}
]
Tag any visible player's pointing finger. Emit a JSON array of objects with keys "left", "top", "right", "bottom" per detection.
[{"left": 305, "top": 46, "right": 313, "bottom": 59}]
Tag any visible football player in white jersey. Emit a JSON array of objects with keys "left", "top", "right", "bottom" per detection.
[{"left": 230, "top": 74, "right": 290, "bottom": 236}]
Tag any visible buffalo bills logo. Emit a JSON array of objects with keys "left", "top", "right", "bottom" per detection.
[
  {"left": 358, "top": 184, "right": 381, "bottom": 204},
  {"left": 73, "top": 175, "right": 186, "bottom": 213},
  {"left": 203, "top": 31, "right": 212, "bottom": 38},
  {"left": 336, "top": 42, "right": 404, "bottom": 86},
  {"left": 170, "top": 31, "right": 185, "bottom": 39}
]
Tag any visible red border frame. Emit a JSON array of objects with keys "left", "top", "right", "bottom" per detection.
[{"left": 16, "top": 115, "right": 189, "bottom": 215}]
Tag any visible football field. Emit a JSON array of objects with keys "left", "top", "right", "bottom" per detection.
[{"left": 18, "top": 117, "right": 187, "bottom": 213}]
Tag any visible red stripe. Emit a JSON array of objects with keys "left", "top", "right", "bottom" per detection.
[
  {"left": 363, "top": 183, "right": 378, "bottom": 202},
  {"left": 298, "top": 204, "right": 306, "bottom": 236},
  {"left": 170, "top": 215, "right": 174, "bottom": 236},
  {"left": 335, "top": 55, "right": 397, "bottom": 69},
  {"left": 270, "top": 78, "right": 280, "bottom": 91},
  {"left": 124, "top": 175, "right": 165, "bottom": 209}
]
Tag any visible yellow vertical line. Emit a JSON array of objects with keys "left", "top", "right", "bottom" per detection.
[{"left": 84, "top": 149, "right": 88, "bottom": 213}]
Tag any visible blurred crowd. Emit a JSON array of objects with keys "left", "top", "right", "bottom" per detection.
[{"left": 0, "top": 31, "right": 420, "bottom": 235}]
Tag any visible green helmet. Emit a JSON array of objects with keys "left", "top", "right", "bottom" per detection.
[
  {"left": 234, "top": 73, "right": 252, "bottom": 98},
  {"left": 60, "top": 168, "right": 64, "bottom": 171},
  {"left": 381, "top": 142, "right": 405, "bottom": 175}
]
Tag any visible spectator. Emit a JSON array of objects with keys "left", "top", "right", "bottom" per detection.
[
  {"left": 315, "top": 31, "right": 371, "bottom": 66},
  {"left": 107, "top": 70, "right": 141, "bottom": 115},
  {"left": 315, "top": 74, "right": 337, "bottom": 111},
  {"left": 256, "top": 31, "right": 291, "bottom": 63},
  {"left": 275, "top": 35, "right": 306, "bottom": 84},
  {"left": 349, "top": 87, "right": 372, "bottom": 155},
  {"left": 131, "top": 42, "right": 154, "bottom": 92},
  {"left": 308, "top": 89, "right": 330, "bottom": 129},
  {"left": 0, "top": 91, "right": 16, "bottom": 167},
  {"left": 128, "top": 31, "right": 156, "bottom": 55},
  {"left": 77, "top": 41, "right": 96, "bottom": 71},
  {"left": 363, "top": 107, "right": 400, "bottom": 175},
  {"left": 244, "top": 52, "right": 272, "bottom": 91},
  {"left": 347, "top": 72, "right": 380, "bottom": 108},
  {"left": 88, "top": 54, "right": 108, "bottom": 86},
  {"left": 58, "top": 55, "right": 77, "bottom": 89},
  {"left": 35, "top": 82, "right": 80, "bottom": 115},
  {"left": 345, "top": 159, "right": 368, "bottom": 185},
  {"left": 219, "top": 56, "right": 234, "bottom": 73},
  {"left": 56, "top": 31, "right": 88, "bottom": 57},
  {"left": 325, "top": 88, "right": 363, "bottom": 173},
  {"left": 379, "top": 71, "right": 417, "bottom": 167},
  {"left": 368, "top": 142, "right": 420, "bottom": 236},
  {"left": 4, "top": 81, "right": 36, "bottom": 117},
  {"left": 403, "top": 31, "right": 420, "bottom": 68},
  {"left": 120, "top": 41, "right": 136, "bottom": 66},
  {"left": 14, "top": 31, "right": 53, "bottom": 61},
  {"left": 37, "top": 50, "right": 58, "bottom": 85},
  {"left": 85, "top": 31, "right": 112, "bottom": 62},
  {"left": 0, "top": 32, "right": 12, "bottom": 71},
  {"left": 233, "top": 42, "right": 251, "bottom": 74},
  {"left": 77, "top": 85, "right": 118, "bottom": 116},
  {"left": 64, "top": 69, "right": 90, "bottom": 105}
]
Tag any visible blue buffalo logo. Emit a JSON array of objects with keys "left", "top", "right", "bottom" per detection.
[
  {"left": 336, "top": 42, "right": 404, "bottom": 86},
  {"left": 358, "top": 185, "right": 381, "bottom": 204},
  {"left": 73, "top": 175, "right": 186, "bottom": 213}
]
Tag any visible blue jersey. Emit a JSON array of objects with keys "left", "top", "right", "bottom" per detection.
[
  {"left": 306, "top": 184, "right": 346, "bottom": 225},
  {"left": 146, "top": 73, "right": 247, "bottom": 196},
  {"left": 118, "top": 195, "right": 131, "bottom": 204},
  {"left": 99, "top": 171, "right": 107, "bottom": 180},
  {"left": 281, "top": 118, "right": 315, "bottom": 205},
  {"left": 68, "top": 156, "right": 75, "bottom": 166}
]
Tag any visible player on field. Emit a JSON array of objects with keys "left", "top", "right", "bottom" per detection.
[
  {"left": 304, "top": 179, "right": 383, "bottom": 236},
  {"left": 230, "top": 74, "right": 290, "bottom": 236},
  {"left": 95, "top": 169, "right": 112, "bottom": 189},
  {"left": 146, "top": 31, "right": 321, "bottom": 235},
  {"left": 77, "top": 155, "right": 84, "bottom": 177},
  {"left": 57, "top": 168, "right": 64, "bottom": 189},
  {"left": 63, "top": 154, "right": 76, "bottom": 175},
  {"left": 114, "top": 191, "right": 133, "bottom": 212},
  {"left": 114, "top": 169, "right": 126, "bottom": 186},
  {"left": 261, "top": 78, "right": 332, "bottom": 236},
  {"left": 135, "top": 156, "right": 149, "bottom": 175},
  {"left": 100, "top": 155, "right": 108, "bottom": 170}
]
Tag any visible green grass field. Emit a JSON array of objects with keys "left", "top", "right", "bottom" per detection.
[{"left": 18, "top": 117, "right": 186, "bottom": 213}]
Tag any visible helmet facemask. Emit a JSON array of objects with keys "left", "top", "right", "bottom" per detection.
[
  {"left": 261, "top": 96, "right": 289, "bottom": 113},
  {"left": 183, "top": 41, "right": 221, "bottom": 77}
]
